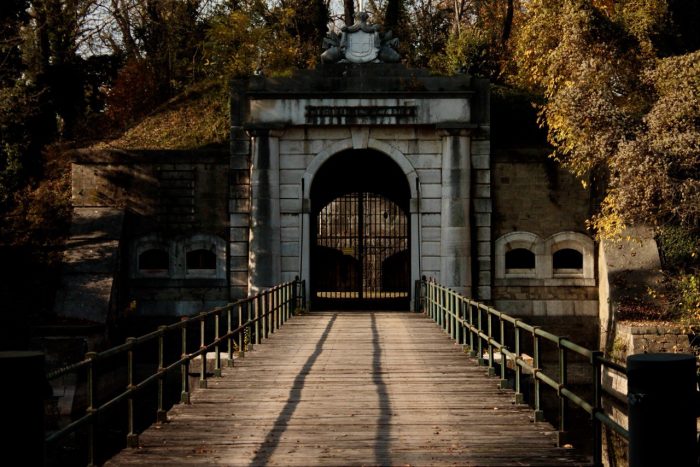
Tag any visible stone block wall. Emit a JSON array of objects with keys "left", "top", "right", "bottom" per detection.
[
  {"left": 261, "top": 125, "right": 491, "bottom": 302},
  {"left": 490, "top": 148, "right": 597, "bottom": 339},
  {"left": 70, "top": 148, "right": 231, "bottom": 318}
]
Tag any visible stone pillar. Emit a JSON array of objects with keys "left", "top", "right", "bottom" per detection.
[
  {"left": 229, "top": 80, "right": 250, "bottom": 300},
  {"left": 248, "top": 130, "right": 281, "bottom": 294},
  {"left": 301, "top": 199, "right": 311, "bottom": 308},
  {"left": 440, "top": 130, "right": 472, "bottom": 296}
]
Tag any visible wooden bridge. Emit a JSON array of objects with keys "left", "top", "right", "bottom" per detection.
[
  {"left": 45, "top": 279, "right": 652, "bottom": 466},
  {"left": 105, "top": 311, "right": 588, "bottom": 466}
]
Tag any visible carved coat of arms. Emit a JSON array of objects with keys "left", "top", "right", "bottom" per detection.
[
  {"left": 344, "top": 29, "right": 380, "bottom": 63},
  {"left": 321, "top": 11, "right": 400, "bottom": 64}
]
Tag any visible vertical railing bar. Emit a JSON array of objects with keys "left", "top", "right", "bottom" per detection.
[
  {"left": 247, "top": 298, "right": 253, "bottom": 351},
  {"left": 238, "top": 302, "right": 245, "bottom": 358},
  {"left": 487, "top": 311, "right": 495, "bottom": 376},
  {"left": 558, "top": 337, "right": 568, "bottom": 445},
  {"left": 592, "top": 351, "right": 603, "bottom": 466},
  {"left": 451, "top": 290, "right": 456, "bottom": 341},
  {"left": 199, "top": 313, "right": 207, "bottom": 389},
  {"left": 181, "top": 317, "right": 190, "bottom": 404},
  {"left": 282, "top": 284, "right": 287, "bottom": 324},
  {"left": 477, "top": 304, "right": 484, "bottom": 365},
  {"left": 499, "top": 316, "right": 508, "bottom": 389},
  {"left": 533, "top": 329, "right": 543, "bottom": 422},
  {"left": 271, "top": 288, "right": 276, "bottom": 335},
  {"left": 214, "top": 312, "right": 222, "bottom": 377},
  {"left": 86, "top": 351, "right": 97, "bottom": 467},
  {"left": 255, "top": 294, "right": 260, "bottom": 346},
  {"left": 514, "top": 322, "right": 524, "bottom": 404},
  {"left": 157, "top": 326, "right": 167, "bottom": 423},
  {"left": 454, "top": 292, "right": 460, "bottom": 344},
  {"left": 468, "top": 302, "right": 476, "bottom": 357},
  {"left": 262, "top": 292, "right": 267, "bottom": 341},
  {"left": 227, "top": 306, "right": 234, "bottom": 367},
  {"left": 275, "top": 286, "right": 280, "bottom": 331},
  {"left": 126, "top": 337, "right": 138, "bottom": 447},
  {"left": 293, "top": 277, "right": 299, "bottom": 315}
]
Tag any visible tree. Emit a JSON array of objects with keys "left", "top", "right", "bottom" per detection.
[
  {"left": 280, "top": 0, "right": 329, "bottom": 68},
  {"left": 513, "top": 0, "right": 700, "bottom": 235},
  {"left": 417, "top": 0, "right": 522, "bottom": 78},
  {"left": 344, "top": 0, "right": 355, "bottom": 26}
]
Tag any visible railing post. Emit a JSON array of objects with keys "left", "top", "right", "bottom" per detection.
[
  {"left": 477, "top": 305, "right": 484, "bottom": 365},
  {"left": 558, "top": 338, "right": 568, "bottom": 446},
  {"left": 447, "top": 289, "right": 452, "bottom": 337},
  {"left": 439, "top": 285, "right": 444, "bottom": 329},
  {"left": 532, "top": 328, "right": 544, "bottom": 422},
  {"left": 427, "top": 281, "right": 432, "bottom": 319},
  {"left": 468, "top": 302, "right": 476, "bottom": 357},
  {"left": 199, "top": 313, "right": 208, "bottom": 389},
  {"left": 459, "top": 298, "right": 466, "bottom": 349},
  {"left": 627, "top": 354, "right": 697, "bottom": 467},
  {"left": 282, "top": 284, "right": 287, "bottom": 323},
  {"left": 86, "top": 351, "right": 97, "bottom": 467},
  {"left": 157, "top": 326, "right": 168, "bottom": 423},
  {"left": 450, "top": 292, "right": 459, "bottom": 344},
  {"left": 591, "top": 350, "right": 603, "bottom": 467},
  {"left": 180, "top": 317, "right": 190, "bottom": 404},
  {"left": 487, "top": 311, "right": 495, "bottom": 376},
  {"left": 262, "top": 292, "right": 268, "bottom": 340},
  {"left": 301, "top": 279, "right": 307, "bottom": 310},
  {"left": 214, "top": 311, "right": 222, "bottom": 377},
  {"left": 270, "top": 289, "right": 275, "bottom": 335},
  {"left": 238, "top": 302, "right": 245, "bottom": 358},
  {"left": 227, "top": 306, "right": 234, "bottom": 367},
  {"left": 279, "top": 286, "right": 284, "bottom": 328},
  {"left": 499, "top": 317, "right": 508, "bottom": 389},
  {"left": 126, "top": 337, "right": 139, "bottom": 448},
  {"left": 274, "top": 287, "right": 279, "bottom": 332},
  {"left": 255, "top": 294, "right": 261, "bottom": 346},
  {"left": 293, "top": 277, "right": 299, "bottom": 315},
  {"left": 436, "top": 285, "right": 441, "bottom": 327},
  {"left": 514, "top": 323, "right": 524, "bottom": 404},
  {"left": 442, "top": 287, "right": 448, "bottom": 333}
]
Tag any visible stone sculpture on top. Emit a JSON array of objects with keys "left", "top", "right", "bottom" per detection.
[{"left": 321, "top": 11, "right": 400, "bottom": 64}]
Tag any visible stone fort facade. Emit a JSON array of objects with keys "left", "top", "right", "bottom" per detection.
[{"left": 59, "top": 63, "right": 597, "bottom": 346}]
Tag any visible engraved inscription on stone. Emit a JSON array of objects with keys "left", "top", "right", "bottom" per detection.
[{"left": 306, "top": 106, "right": 417, "bottom": 125}]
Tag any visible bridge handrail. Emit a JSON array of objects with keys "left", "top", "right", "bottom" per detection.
[
  {"left": 45, "top": 278, "right": 306, "bottom": 466},
  {"left": 416, "top": 278, "right": 627, "bottom": 466}
]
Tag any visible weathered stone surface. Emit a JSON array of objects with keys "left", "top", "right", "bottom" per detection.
[{"left": 54, "top": 207, "right": 125, "bottom": 323}]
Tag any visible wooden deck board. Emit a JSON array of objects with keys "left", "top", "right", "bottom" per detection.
[{"left": 106, "top": 312, "right": 589, "bottom": 466}]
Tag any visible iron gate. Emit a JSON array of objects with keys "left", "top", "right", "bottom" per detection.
[{"left": 312, "top": 192, "right": 409, "bottom": 309}]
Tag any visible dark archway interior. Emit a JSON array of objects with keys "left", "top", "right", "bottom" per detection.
[
  {"left": 310, "top": 149, "right": 411, "bottom": 310},
  {"left": 310, "top": 149, "right": 410, "bottom": 213}
]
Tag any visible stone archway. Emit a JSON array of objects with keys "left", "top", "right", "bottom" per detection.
[{"left": 301, "top": 143, "right": 419, "bottom": 310}]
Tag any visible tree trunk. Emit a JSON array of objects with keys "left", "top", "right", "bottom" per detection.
[
  {"left": 385, "top": 0, "right": 401, "bottom": 31},
  {"left": 344, "top": 0, "right": 354, "bottom": 26},
  {"left": 501, "top": 0, "right": 514, "bottom": 45}
]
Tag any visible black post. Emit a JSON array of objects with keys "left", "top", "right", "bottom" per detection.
[
  {"left": 627, "top": 353, "right": 697, "bottom": 467},
  {"left": 0, "top": 351, "right": 46, "bottom": 466}
]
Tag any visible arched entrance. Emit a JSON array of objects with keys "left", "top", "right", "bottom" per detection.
[{"left": 310, "top": 149, "right": 411, "bottom": 310}]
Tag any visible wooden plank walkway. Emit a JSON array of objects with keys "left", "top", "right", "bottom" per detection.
[{"left": 107, "top": 312, "right": 589, "bottom": 466}]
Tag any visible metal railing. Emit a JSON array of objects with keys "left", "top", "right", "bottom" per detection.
[
  {"left": 416, "top": 278, "right": 628, "bottom": 466},
  {"left": 45, "top": 278, "right": 306, "bottom": 466}
]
